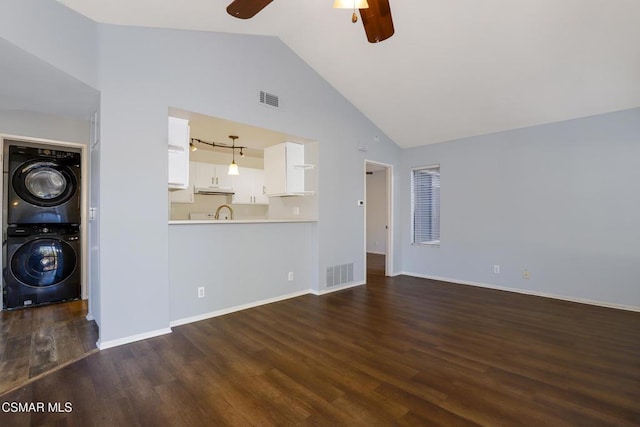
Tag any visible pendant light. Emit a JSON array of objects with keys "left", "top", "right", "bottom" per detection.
[{"left": 228, "top": 135, "right": 239, "bottom": 175}]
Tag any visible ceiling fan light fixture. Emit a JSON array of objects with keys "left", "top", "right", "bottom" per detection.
[{"left": 333, "top": 0, "right": 369, "bottom": 9}]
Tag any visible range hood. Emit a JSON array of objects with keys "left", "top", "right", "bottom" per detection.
[{"left": 194, "top": 186, "right": 235, "bottom": 195}]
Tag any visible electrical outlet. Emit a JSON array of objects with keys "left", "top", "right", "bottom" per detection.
[
  {"left": 523, "top": 269, "right": 530, "bottom": 279},
  {"left": 288, "top": 272, "right": 294, "bottom": 281},
  {"left": 293, "top": 207, "right": 300, "bottom": 216},
  {"left": 493, "top": 265, "right": 500, "bottom": 274},
  {"left": 197, "top": 287, "right": 205, "bottom": 298}
]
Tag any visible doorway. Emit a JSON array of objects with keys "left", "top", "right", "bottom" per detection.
[{"left": 364, "top": 160, "right": 393, "bottom": 277}]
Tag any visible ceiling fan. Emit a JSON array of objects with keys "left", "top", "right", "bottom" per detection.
[{"left": 226, "top": 0, "right": 394, "bottom": 43}]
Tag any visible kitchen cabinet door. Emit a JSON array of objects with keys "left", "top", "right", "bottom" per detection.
[
  {"left": 264, "top": 142, "right": 308, "bottom": 196},
  {"left": 193, "top": 162, "right": 216, "bottom": 188},
  {"left": 231, "top": 168, "right": 268, "bottom": 205},
  {"left": 170, "top": 165, "right": 195, "bottom": 203},
  {"left": 213, "top": 164, "right": 234, "bottom": 188},
  {"left": 168, "top": 117, "right": 190, "bottom": 189},
  {"left": 195, "top": 162, "right": 235, "bottom": 188},
  {"left": 252, "top": 169, "right": 268, "bottom": 204}
]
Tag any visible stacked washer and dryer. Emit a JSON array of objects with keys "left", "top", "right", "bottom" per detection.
[{"left": 3, "top": 142, "right": 82, "bottom": 310}]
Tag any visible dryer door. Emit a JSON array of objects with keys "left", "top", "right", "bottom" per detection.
[
  {"left": 11, "top": 238, "right": 77, "bottom": 287},
  {"left": 12, "top": 160, "right": 78, "bottom": 207}
]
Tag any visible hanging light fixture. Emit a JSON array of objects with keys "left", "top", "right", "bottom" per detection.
[
  {"left": 228, "top": 135, "right": 239, "bottom": 175},
  {"left": 189, "top": 136, "right": 246, "bottom": 175},
  {"left": 333, "top": 0, "right": 369, "bottom": 23}
]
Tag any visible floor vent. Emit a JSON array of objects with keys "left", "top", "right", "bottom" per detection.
[
  {"left": 326, "top": 263, "right": 354, "bottom": 288},
  {"left": 259, "top": 90, "right": 279, "bottom": 108}
]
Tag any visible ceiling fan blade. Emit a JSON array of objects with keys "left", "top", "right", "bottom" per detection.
[
  {"left": 227, "top": 0, "right": 274, "bottom": 19},
  {"left": 359, "top": 0, "right": 394, "bottom": 43}
]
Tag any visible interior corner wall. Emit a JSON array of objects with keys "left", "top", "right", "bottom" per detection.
[
  {"left": 96, "top": 24, "right": 400, "bottom": 343},
  {"left": 400, "top": 108, "right": 640, "bottom": 309},
  {"left": 0, "top": 0, "right": 98, "bottom": 87}
]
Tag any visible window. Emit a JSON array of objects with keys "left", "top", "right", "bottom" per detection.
[{"left": 411, "top": 165, "right": 440, "bottom": 245}]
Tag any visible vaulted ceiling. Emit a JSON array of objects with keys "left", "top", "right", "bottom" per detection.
[{"left": 56, "top": 0, "right": 640, "bottom": 148}]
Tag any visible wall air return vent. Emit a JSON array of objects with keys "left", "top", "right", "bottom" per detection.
[
  {"left": 326, "top": 263, "right": 354, "bottom": 288},
  {"left": 259, "top": 90, "right": 279, "bottom": 108}
]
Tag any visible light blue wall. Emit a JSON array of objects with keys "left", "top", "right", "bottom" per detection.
[
  {"left": 0, "top": 110, "right": 89, "bottom": 143},
  {"left": 96, "top": 25, "right": 400, "bottom": 342},
  {"left": 400, "top": 108, "right": 640, "bottom": 308},
  {"left": 0, "top": 0, "right": 401, "bottom": 343},
  {"left": 0, "top": 0, "right": 98, "bottom": 87},
  {"left": 169, "top": 223, "right": 315, "bottom": 322}
]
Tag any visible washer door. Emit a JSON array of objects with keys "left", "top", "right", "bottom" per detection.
[
  {"left": 12, "top": 160, "right": 78, "bottom": 207},
  {"left": 11, "top": 238, "right": 77, "bottom": 287}
]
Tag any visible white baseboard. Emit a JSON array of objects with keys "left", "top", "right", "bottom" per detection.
[
  {"left": 97, "top": 327, "right": 172, "bottom": 350},
  {"left": 398, "top": 271, "right": 640, "bottom": 313},
  {"left": 366, "top": 251, "right": 386, "bottom": 255},
  {"left": 170, "top": 289, "right": 311, "bottom": 327},
  {"left": 310, "top": 280, "right": 366, "bottom": 296},
  {"left": 85, "top": 313, "right": 94, "bottom": 321}
]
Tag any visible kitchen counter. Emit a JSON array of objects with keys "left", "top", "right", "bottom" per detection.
[{"left": 169, "top": 219, "right": 317, "bottom": 225}]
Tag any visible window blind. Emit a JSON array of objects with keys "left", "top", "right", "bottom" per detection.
[{"left": 412, "top": 165, "right": 440, "bottom": 245}]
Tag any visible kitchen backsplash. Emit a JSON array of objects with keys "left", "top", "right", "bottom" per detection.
[{"left": 169, "top": 194, "right": 268, "bottom": 220}]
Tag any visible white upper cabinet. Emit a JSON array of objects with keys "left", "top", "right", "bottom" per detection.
[
  {"left": 193, "top": 162, "right": 234, "bottom": 189},
  {"left": 168, "top": 117, "right": 190, "bottom": 189},
  {"left": 264, "top": 142, "right": 313, "bottom": 196},
  {"left": 169, "top": 164, "right": 195, "bottom": 203},
  {"left": 232, "top": 168, "right": 267, "bottom": 205}
]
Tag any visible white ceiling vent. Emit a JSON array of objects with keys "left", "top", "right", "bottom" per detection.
[{"left": 259, "top": 91, "right": 279, "bottom": 108}]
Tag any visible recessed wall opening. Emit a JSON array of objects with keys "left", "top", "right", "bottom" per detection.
[{"left": 167, "top": 108, "right": 319, "bottom": 222}]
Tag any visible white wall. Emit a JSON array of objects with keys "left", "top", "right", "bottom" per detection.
[
  {"left": 400, "top": 108, "right": 640, "bottom": 309},
  {"left": 169, "top": 222, "right": 315, "bottom": 323},
  {"left": 366, "top": 170, "right": 387, "bottom": 254},
  {"left": 0, "top": 0, "right": 98, "bottom": 88},
  {"left": 95, "top": 25, "right": 400, "bottom": 343},
  {"left": 0, "top": 2, "right": 400, "bottom": 344},
  {"left": 0, "top": 110, "right": 89, "bottom": 143}
]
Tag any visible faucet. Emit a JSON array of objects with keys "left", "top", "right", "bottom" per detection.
[{"left": 214, "top": 204, "right": 234, "bottom": 220}]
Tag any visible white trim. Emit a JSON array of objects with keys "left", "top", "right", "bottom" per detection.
[
  {"left": 170, "top": 289, "right": 311, "bottom": 327},
  {"left": 97, "top": 327, "right": 172, "bottom": 350},
  {"left": 311, "top": 280, "right": 366, "bottom": 296},
  {"left": 399, "top": 271, "right": 640, "bottom": 313},
  {"left": 85, "top": 313, "right": 95, "bottom": 321},
  {"left": 366, "top": 250, "right": 386, "bottom": 255}
]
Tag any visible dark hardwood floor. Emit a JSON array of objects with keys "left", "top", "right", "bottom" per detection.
[
  {"left": 2, "top": 265, "right": 639, "bottom": 426},
  {"left": 0, "top": 299, "right": 99, "bottom": 396},
  {"left": 367, "top": 252, "right": 385, "bottom": 277}
]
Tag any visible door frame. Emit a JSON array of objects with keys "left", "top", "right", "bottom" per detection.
[
  {"left": 364, "top": 159, "right": 393, "bottom": 276},
  {"left": 0, "top": 134, "right": 89, "bottom": 311}
]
